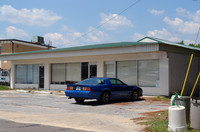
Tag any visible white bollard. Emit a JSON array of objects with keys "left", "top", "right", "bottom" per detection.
[{"left": 168, "top": 106, "right": 187, "bottom": 132}]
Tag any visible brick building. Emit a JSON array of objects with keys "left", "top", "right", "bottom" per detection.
[{"left": 0, "top": 36, "right": 54, "bottom": 70}]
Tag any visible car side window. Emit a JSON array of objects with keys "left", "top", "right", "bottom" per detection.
[
  {"left": 109, "top": 79, "right": 123, "bottom": 85},
  {"left": 97, "top": 79, "right": 105, "bottom": 85}
]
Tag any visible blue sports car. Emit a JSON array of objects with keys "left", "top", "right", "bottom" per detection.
[{"left": 65, "top": 77, "right": 143, "bottom": 104}]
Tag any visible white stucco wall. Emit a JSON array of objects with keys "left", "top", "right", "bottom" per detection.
[
  {"left": 50, "top": 84, "right": 66, "bottom": 91},
  {"left": 15, "top": 84, "right": 39, "bottom": 89},
  {"left": 10, "top": 51, "right": 169, "bottom": 96}
]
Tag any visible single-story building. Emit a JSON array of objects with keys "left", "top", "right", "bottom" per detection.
[{"left": 0, "top": 37, "right": 199, "bottom": 96}]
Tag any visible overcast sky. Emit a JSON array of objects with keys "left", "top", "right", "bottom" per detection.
[{"left": 0, "top": 0, "right": 200, "bottom": 48}]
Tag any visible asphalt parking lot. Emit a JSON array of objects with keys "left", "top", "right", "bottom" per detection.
[{"left": 0, "top": 91, "right": 170, "bottom": 132}]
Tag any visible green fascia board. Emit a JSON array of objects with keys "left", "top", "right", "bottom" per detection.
[
  {"left": 0, "top": 41, "right": 158, "bottom": 56},
  {"left": 138, "top": 36, "right": 200, "bottom": 51}
]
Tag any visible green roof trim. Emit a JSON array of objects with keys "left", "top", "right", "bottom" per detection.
[
  {"left": 138, "top": 36, "right": 200, "bottom": 51},
  {"left": 0, "top": 41, "right": 158, "bottom": 56}
]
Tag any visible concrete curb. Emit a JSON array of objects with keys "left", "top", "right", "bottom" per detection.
[
  {"left": 16, "top": 90, "right": 30, "bottom": 93},
  {"left": 34, "top": 91, "right": 53, "bottom": 94}
]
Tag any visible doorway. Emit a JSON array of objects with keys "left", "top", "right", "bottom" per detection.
[
  {"left": 39, "top": 66, "right": 44, "bottom": 88},
  {"left": 89, "top": 63, "right": 97, "bottom": 78}
]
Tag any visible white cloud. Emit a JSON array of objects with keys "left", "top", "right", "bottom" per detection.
[
  {"left": 164, "top": 17, "right": 199, "bottom": 34},
  {"left": 184, "top": 39, "right": 195, "bottom": 44},
  {"left": 61, "top": 25, "right": 68, "bottom": 31},
  {"left": 147, "top": 28, "right": 171, "bottom": 39},
  {"left": 44, "top": 27, "right": 111, "bottom": 48},
  {"left": 164, "top": 8, "right": 200, "bottom": 35},
  {"left": 0, "top": 5, "right": 62, "bottom": 27},
  {"left": 44, "top": 33, "right": 71, "bottom": 48},
  {"left": 100, "top": 13, "right": 133, "bottom": 30},
  {"left": 164, "top": 17, "right": 184, "bottom": 26},
  {"left": 149, "top": 9, "right": 165, "bottom": 15},
  {"left": 137, "top": 28, "right": 181, "bottom": 42},
  {"left": 132, "top": 33, "right": 145, "bottom": 41},
  {"left": 86, "top": 27, "right": 110, "bottom": 42},
  {"left": 6, "top": 26, "right": 29, "bottom": 39},
  {"left": 176, "top": 8, "right": 200, "bottom": 22}
]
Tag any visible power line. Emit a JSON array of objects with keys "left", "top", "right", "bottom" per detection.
[
  {"left": 194, "top": 26, "right": 200, "bottom": 45},
  {"left": 72, "top": 0, "right": 142, "bottom": 43}
]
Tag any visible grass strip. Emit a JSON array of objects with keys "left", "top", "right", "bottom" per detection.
[
  {"left": 0, "top": 85, "right": 10, "bottom": 90},
  {"left": 141, "top": 110, "right": 200, "bottom": 132}
]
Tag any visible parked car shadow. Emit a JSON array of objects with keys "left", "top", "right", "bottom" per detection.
[{"left": 71, "top": 98, "right": 145, "bottom": 106}]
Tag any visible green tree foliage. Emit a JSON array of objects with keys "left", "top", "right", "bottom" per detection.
[
  {"left": 189, "top": 43, "right": 200, "bottom": 48},
  {"left": 177, "top": 40, "right": 184, "bottom": 45},
  {"left": 177, "top": 40, "right": 200, "bottom": 48}
]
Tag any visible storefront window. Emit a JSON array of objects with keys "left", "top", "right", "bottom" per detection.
[
  {"left": 138, "top": 60, "right": 159, "bottom": 87},
  {"left": 15, "top": 64, "right": 39, "bottom": 84},
  {"left": 66, "top": 63, "right": 81, "bottom": 84},
  {"left": 16, "top": 64, "right": 27, "bottom": 83},
  {"left": 52, "top": 63, "right": 65, "bottom": 84},
  {"left": 117, "top": 61, "right": 137, "bottom": 85},
  {"left": 105, "top": 59, "right": 159, "bottom": 87},
  {"left": 51, "top": 63, "right": 81, "bottom": 84},
  {"left": 105, "top": 62, "right": 115, "bottom": 78}
]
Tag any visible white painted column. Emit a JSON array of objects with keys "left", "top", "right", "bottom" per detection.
[
  {"left": 10, "top": 62, "right": 15, "bottom": 89},
  {"left": 160, "top": 57, "right": 169, "bottom": 96},
  {"left": 44, "top": 63, "right": 51, "bottom": 90},
  {"left": 97, "top": 60, "right": 104, "bottom": 77}
]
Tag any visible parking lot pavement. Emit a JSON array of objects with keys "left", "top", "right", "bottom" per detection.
[
  {"left": 0, "top": 119, "right": 91, "bottom": 132},
  {"left": 0, "top": 91, "right": 170, "bottom": 132}
]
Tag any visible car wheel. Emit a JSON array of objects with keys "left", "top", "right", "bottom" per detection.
[
  {"left": 74, "top": 98, "right": 85, "bottom": 103},
  {"left": 99, "top": 92, "right": 110, "bottom": 104},
  {"left": 131, "top": 90, "right": 138, "bottom": 101}
]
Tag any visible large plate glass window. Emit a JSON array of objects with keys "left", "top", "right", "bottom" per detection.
[
  {"left": 15, "top": 64, "right": 39, "bottom": 84},
  {"left": 52, "top": 63, "right": 65, "bottom": 84},
  {"left": 138, "top": 60, "right": 159, "bottom": 87},
  {"left": 15, "top": 64, "right": 27, "bottom": 83},
  {"left": 33, "top": 64, "right": 39, "bottom": 84},
  {"left": 66, "top": 63, "right": 81, "bottom": 84},
  {"left": 105, "top": 62, "right": 115, "bottom": 78},
  {"left": 117, "top": 61, "right": 137, "bottom": 85}
]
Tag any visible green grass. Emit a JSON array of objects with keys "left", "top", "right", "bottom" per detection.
[
  {"left": 142, "top": 110, "right": 200, "bottom": 132},
  {"left": 142, "top": 110, "right": 168, "bottom": 132},
  {"left": 0, "top": 85, "right": 10, "bottom": 90},
  {"left": 155, "top": 96, "right": 170, "bottom": 101}
]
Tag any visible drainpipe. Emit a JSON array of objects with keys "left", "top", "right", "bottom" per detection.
[{"left": 11, "top": 40, "right": 14, "bottom": 53}]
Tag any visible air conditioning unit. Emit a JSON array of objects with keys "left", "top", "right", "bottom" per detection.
[{"left": 32, "top": 36, "right": 44, "bottom": 44}]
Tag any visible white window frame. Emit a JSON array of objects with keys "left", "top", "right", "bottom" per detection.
[{"left": 105, "top": 61, "right": 116, "bottom": 78}]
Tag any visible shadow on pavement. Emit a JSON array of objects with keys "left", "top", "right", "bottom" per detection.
[
  {"left": 0, "top": 119, "right": 91, "bottom": 132},
  {"left": 71, "top": 98, "right": 145, "bottom": 106}
]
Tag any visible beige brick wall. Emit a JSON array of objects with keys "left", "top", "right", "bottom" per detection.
[
  {"left": 14, "top": 44, "right": 47, "bottom": 52},
  {"left": 1, "top": 42, "right": 49, "bottom": 70}
]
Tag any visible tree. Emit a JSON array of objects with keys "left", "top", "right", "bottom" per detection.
[
  {"left": 189, "top": 43, "right": 195, "bottom": 47},
  {"left": 177, "top": 40, "right": 184, "bottom": 45}
]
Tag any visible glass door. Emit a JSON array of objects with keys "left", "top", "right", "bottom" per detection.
[
  {"left": 89, "top": 62, "right": 97, "bottom": 78},
  {"left": 39, "top": 66, "right": 44, "bottom": 88}
]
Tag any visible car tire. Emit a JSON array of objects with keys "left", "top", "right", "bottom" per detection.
[
  {"left": 75, "top": 98, "right": 85, "bottom": 103},
  {"left": 131, "top": 90, "right": 138, "bottom": 101},
  {"left": 99, "top": 92, "right": 110, "bottom": 104}
]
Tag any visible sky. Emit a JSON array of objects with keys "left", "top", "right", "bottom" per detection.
[{"left": 0, "top": 0, "right": 200, "bottom": 48}]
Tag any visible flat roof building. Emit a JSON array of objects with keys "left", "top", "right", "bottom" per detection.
[
  {"left": 0, "top": 37, "right": 199, "bottom": 96},
  {"left": 0, "top": 37, "right": 55, "bottom": 70}
]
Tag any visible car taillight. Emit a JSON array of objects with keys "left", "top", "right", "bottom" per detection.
[
  {"left": 67, "top": 86, "right": 73, "bottom": 90},
  {"left": 83, "top": 87, "right": 92, "bottom": 91}
]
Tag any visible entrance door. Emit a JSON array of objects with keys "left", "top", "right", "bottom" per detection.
[
  {"left": 39, "top": 66, "right": 44, "bottom": 88},
  {"left": 89, "top": 63, "right": 97, "bottom": 78}
]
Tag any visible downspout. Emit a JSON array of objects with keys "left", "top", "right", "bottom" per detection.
[{"left": 11, "top": 40, "right": 14, "bottom": 53}]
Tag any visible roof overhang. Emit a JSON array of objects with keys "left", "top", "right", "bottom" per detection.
[{"left": 0, "top": 43, "right": 159, "bottom": 61}]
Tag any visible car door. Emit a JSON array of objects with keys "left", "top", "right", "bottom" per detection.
[{"left": 109, "top": 78, "right": 129, "bottom": 99}]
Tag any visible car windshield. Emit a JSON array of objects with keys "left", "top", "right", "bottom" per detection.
[{"left": 77, "top": 78, "right": 105, "bottom": 85}]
